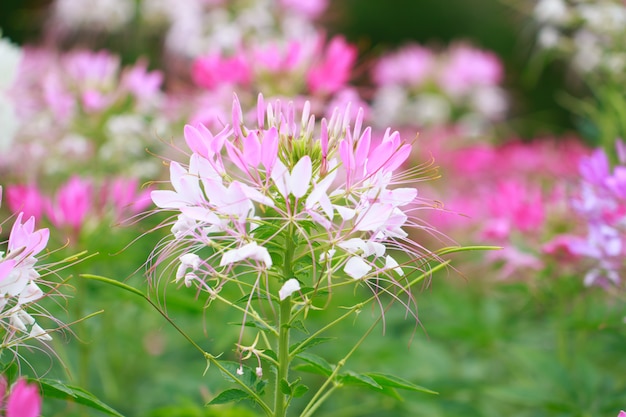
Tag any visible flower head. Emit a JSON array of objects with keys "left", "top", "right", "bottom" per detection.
[{"left": 150, "top": 93, "right": 439, "bottom": 364}]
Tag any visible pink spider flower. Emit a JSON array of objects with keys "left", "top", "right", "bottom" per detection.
[
  {"left": 372, "top": 44, "right": 434, "bottom": 86},
  {"left": 191, "top": 50, "right": 251, "bottom": 90},
  {"left": 279, "top": 0, "right": 327, "bottom": 18},
  {"left": 306, "top": 35, "right": 357, "bottom": 95},
  {"left": 121, "top": 59, "right": 163, "bottom": 104},
  {"left": 438, "top": 44, "right": 503, "bottom": 96},
  {"left": 3, "top": 378, "right": 42, "bottom": 417},
  {"left": 104, "top": 177, "right": 153, "bottom": 222},
  {"left": 150, "top": 93, "right": 440, "bottom": 367},
  {"left": 5, "top": 185, "right": 46, "bottom": 222},
  {"left": 46, "top": 176, "right": 92, "bottom": 234},
  {"left": 0, "top": 211, "right": 53, "bottom": 346}
]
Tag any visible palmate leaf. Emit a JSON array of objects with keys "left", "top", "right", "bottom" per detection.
[{"left": 31, "top": 378, "right": 124, "bottom": 417}]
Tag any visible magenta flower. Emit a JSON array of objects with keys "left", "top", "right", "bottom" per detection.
[
  {"left": 438, "top": 44, "right": 503, "bottom": 95},
  {"left": 372, "top": 44, "right": 434, "bottom": 86},
  {"left": 5, "top": 185, "right": 46, "bottom": 222},
  {"left": 191, "top": 51, "right": 251, "bottom": 90},
  {"left": 121, "top": 59, "right": 163, "bottom": 103},
  {"left": 306, "top": 35, "right": 357, "bottom": 95},
  {"left": 279, "top": 0, "right": 327, "bottom": 18},
  {"left": 46, "top": 176, "right": 92, "bottom": 232},
  {"left": 5, "top": 378, "right": 42, "bottom": 417},
  {"left": 104, "top": 177, "right": 153, "bottom": 221}
]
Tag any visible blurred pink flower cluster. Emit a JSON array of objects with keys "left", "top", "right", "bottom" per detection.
[
  {"left": 370, "top": 43, "right": 507, "bottom": 135},
  {"left": 2, "top": 48, "right": 166, "bottom": 183},
  {"left": 547, "top": 144, "right": 626, "bottom": 287},
  {"left": 422, "top": 137, "right": 589, "bottom": 278},
  {"left": 188, "top": 32, "right": 358, "bottom": 129},
  {"left": 4, "top": 177, "right": 152, "bottom": 243}
]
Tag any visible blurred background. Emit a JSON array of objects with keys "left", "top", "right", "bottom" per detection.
[{"left": 1, "top": 0, "right": 626, "bottom": 416}]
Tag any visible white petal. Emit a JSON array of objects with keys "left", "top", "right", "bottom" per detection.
[
  {"left": 385, "top": 255, "right": 405, "bottom": 276},
  {"left": 271, "top": 160, "right": 290, "bottom": 197},
  {"left": 289, "top": 156, "right": 312, "bottom": 198},
  {"left": 334, "top": 205, "right": 355, "bottom": 220},
  {"left": 338, "top": 238, "right": 367, "bottom": 254},
  {"left": 30, "top": 324, "right": 52, "bottom": 341},
  {"left": 278, "top": 278, "right": 301, "bottom": 301},
  {"left": 18, "top": 281, "right": 44, "bottom": 305},
  {"left": 220, "top": 242, "right": 272, "bottom": 268},
  {"left": 344, "top": 257, "right": 372, "bottom": 280}
]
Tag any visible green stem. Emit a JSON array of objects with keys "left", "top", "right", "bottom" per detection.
[
  {"left": 300, "top": 305, "right": 384, "bottom": 417},
  {"left": 274, "top": 298, "right": 292, "bottom": 417},
  {"left": 274, "top": 222, "right": 296, "bottom": 417}
]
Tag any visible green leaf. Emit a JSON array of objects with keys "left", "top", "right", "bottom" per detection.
[
  {"left": 290, "top": 337, "right": 334, "bottom": 355},
  {"left": 290, "top": 320, "right": 309, "bottom": 334},
  {"left": 206, "top": 389, "right": 251, "bottom": 405},
  {"left": 292, "top": 384, "right": 309, "bottom": 398},
  {"left": 338, "top": 371, "right": 382, "bottom": 390},
  {"left": 279, "top": 379, "right": 291, "bottom": 396},
  {"left": 293, "top": 353, "right": 333, "bottom": 376},
  {"left": 363, "top": 373, "right": 437, "bottom": 395},
  {"left": 33, "top": 378, "right": 124, "bottom": 417}
]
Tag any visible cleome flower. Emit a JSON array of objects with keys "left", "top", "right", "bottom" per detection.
[
  {"left": 0, "top": 187, "right": 55, "bottom": 350},
  {"left": 149, "top": 93, "right": 440, "bottom": 353}
]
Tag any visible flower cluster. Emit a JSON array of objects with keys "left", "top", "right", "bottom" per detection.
[
  {"left": 189, "top": 32, "right": 359, "bottom": 128},
  {"left": 4, "top": 177, "right": 152, "bottom": 242},
  {"left": 0, "top": 187, "right": 54, "bottom": 349},
  {"left": 531, "top": 0, "right": 626, "bottom": 81},
  {"left": 370, "top": 43, "right": 507, "bottom": 136},
  {"left": 2, "top": 48, "right": 166, "bottom": 184},
  {"left": 423, "top": 138, "right": 588, "bottom": 278},
  {"left": 151, "top": 94, "right": 437, "bottom": 353},
  {"left": 546, "top": 144, "right": 626, "bottom": 287}
]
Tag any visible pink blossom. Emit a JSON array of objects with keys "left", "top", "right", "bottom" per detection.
[
  {"left": 307, "top": 35, "right": 357, "bottom": 95},
  {"left": 438, "top": 45, "right": 503, "bottom": 95},
  {"left": 5, "top": 185, "right": 46, "bottom": 221},
  {"left": 253, "top": 40, "right": 308, "bottom": 73},
  {"left": 373, "top": 44, "right": 434, "bottom": 86},
  {"left": 279, "top": 0, "right": 327, "bottom": 18},
  {"left": 121, "top": 59, "right": 163, "bottom": 102},
  {"left": 484, "top": 180, "right": 545, "bottom": 239},
  {"left": 191, "top": 51, "right": 251, "bottom": 90},
  {"left": 579, "top": 148, "right": 610, "bottom": 186},
  {"left": 6, "top": 378, "right": 41, "bottom": 417},
  {"left": 46, "top": 176, "right": 92, "bottom": 231},
  {"left": 618, "top": 411, "right": 626, "bottom": 417},
  {"left": 63, "top": 50, "right": 119, "bottom": 88},
  {"left": 105, "top": 177, "right": 153, "bottom": 220}
]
